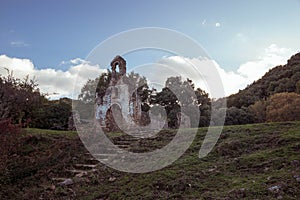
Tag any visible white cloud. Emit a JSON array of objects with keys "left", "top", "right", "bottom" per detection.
[
  {"left": 0, "top": 44, "right": 295, "bottom": 100},
  {"left": 0, "top": 55, "right": 106, "bottom": 99},
  {"left": 0, "top": 55, "right": 34, "bottom": 77},
  {"left": 70, "top": 58, "right": 86, "bottom": 65},
  {"left": 215, "top": 22, "right": 221, "bottom": 27},
  {"left": 237, "top": 44, "right": 294, "bottom": 82},
  {"left": 10, "top": 41, "right": 29, "bottom": 47},
  {"left": 131, "top": 56, "right": 226, "bottom": 97},
  {"left": 139, "top": 44, "right": 295, "bottom": 98}
]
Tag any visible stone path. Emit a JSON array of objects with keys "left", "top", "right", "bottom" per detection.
[
  {"left": 51, "top": 139, "right": 133, "bottom": 186},
  {"left": 51, "top": 131, "right": 162, "bottom": 186}
]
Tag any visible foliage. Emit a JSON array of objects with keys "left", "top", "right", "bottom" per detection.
[
  {"left": 0, "top": 70, "right": 73, "bottom": 130},
  {"left": 296, "top": 80, "right": 300, "bottom": 94},
  {"left": 224, "top": 106, "right": 255, "bottom": 125},
  {"left": 266, "top": 92, "right": 300, "bottom": 122},
  {"left": 79, "top": 70, "right": 151, "bottom": 105},
  {"left": 126, "top": 71, "right": 152, "bottom": 112},
  {"left": 31, "top": 98, "right": 72, "bottom": 129},
  {"left": 0, "top": 69, "right": 45, "bottom": 125},
  {"left": 227, "top": 53, "right": 300, "bottom": 108},
  {"left": 195, "top": 88, "right": 211, "bottom": 127},
  {"left": 152, "top": 77, "right": 211, "bottom": 128},
  {"left": 0, "top": 118, "right": 22, "bottom": 135},
  {"left": 249, "top": 100, "right": 267, "bottom": 123},
  {"left": 0, "top": 118, "right": 22, "bottom": 171},
  {"left": 76, "top": 53, "right": 300, "bottom": 127},
  {"left": 79, "top": 72, "right": 212, "bottom": 128}
]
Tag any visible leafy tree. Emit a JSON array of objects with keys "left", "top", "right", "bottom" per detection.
[
  {"left": 77, "top": 70, "right": 152, "bottom": 124},
  {"left": 152, "top": 76, "right": 210, "bottom": 128},
  {"left": 296, "top": 80, "right": 300, "bottom": 94},
  {"left": 31, "top": 98, "right": 72, "bottom": 130},
  {"left": 195, "top": 88, "right": 211, "bottom": 127},
  {"left": 79, "top": 77, "right": 103, "bottom": 104},
  {"left": 79, "top": 70, "right": 151, "bottom": 105},
  {"left": 95, "top": 71, "right": 112, "bottom": 101},
  {"left": 0, "top": 69, "right": 45, "bottom": 125},
  {"left": 224, "top": 106, "right": 254, "bottom": 125},
  {"left": 249, "top": 100, "right": 266, "bottom": 123},
  {"left": 126, "top": 71, "right": 152, "bottom": 112},
  {"left": 152, "top": 86, "right": 180, "bottom": 128},
  {"left": 266, "top": 92, "right": 300, "bottom": 122}
]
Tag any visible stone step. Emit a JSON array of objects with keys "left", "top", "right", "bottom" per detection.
[
  {"left": 94, "top": 153, "right": 117, "bottom": 157},
  {"left": 93, "top": 153, "right": 117, "bottom": 161},
  {"left": 51, "top": 177, "right": 68, "bottom": 182},
  {"left": 67, "top": 168, "right": 97, "bottom": 175},
  {"left": 113, "top": 141, "right": 132, "bottom": 145},
  {"left": 74, "top": 164, "right": 97, "bottom": 170},
  {"left": 119, "top": 138, "right": 140, "bottom": 141},
  {"left": 116, "top": 144, "right": 130, "bottom": 149},
  {"left": 85, "top": 158, "right": 99, "bottom": 165},
  {"left": 84, "top": 157, "right": 99, "bottom": 165},
  {"left": 84, "top": 149, "right": 120, "bottom": 155},
  {"left": 51, "top": 178, "right": 74, "bottom": 186}
]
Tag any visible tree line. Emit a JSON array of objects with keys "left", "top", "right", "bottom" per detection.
[
  {"left": 223, "top": 52, "right": 300, "bottom": 125},
  {"left": 0, "top": 70, "right": 72, "bottom": 131},
  {"left": 1, "top": 52, "right": 299, "bottom": 131}
]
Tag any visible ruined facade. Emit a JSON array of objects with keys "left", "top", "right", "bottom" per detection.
[
  {"left": 94, "top": 56, "right": 191, "bottom": 131},
  {"left": 95, "top": 56, "right": 142, "bottom": 131}
]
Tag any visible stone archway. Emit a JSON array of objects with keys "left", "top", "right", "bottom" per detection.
[{"left": 105, "top": 103, "right": 125, "bottom": 132}]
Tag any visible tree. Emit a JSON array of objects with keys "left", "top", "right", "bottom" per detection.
[
  {"left": 227, "top": 53, "right": 300, "bottom": 108},
  {"left": 78, "top": 70, "right": 151, "bottom": 105},
  {"left": 0, "top": 69, "right": 45, "bottom": 126},
  {"left": 77, "top": 70, "right": 152, "bottom": 124},
  {"left": 249, "top": 100, "right": 266, "bottom": 123},
  {"left": 296, "top": 80, "right": 300, "bottom": 94},
  {"left": 126, "top": 71, "right": 152, "bottom": 112},
  {"left": 31, "top": 98, "right": 72, "bottom": 130},
  {"left": 195, "top": 88, "right": 211, "bottom": 127},
  {"left": 151, "top": 86, "right": 180, "bottom": 128},
  {"left": 224, "top": 106, "right": 254, "bottom": 125},
  {"left": 266, "top": 92, "right": 300, "bottom": 122},
  {"left": 152, "top": 76, "right": 210, "bottom": 128}
]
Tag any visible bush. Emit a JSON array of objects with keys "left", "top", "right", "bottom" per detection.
[
  {"left": 0, "top": 119, "right": 22, "bottom": 171},
  {"left": 266, "top": 92, "right": 300, "bottom": 122},
  {"left": 0, "top": 119, "right": 22, "bottom": 135}
]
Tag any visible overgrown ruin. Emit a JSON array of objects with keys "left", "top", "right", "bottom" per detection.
[
  {"left": 95, "top": 55, "right": 142, "bottom": 131},
  {"left": 94, "top": 56, "right": 192, "bottom": 132}
]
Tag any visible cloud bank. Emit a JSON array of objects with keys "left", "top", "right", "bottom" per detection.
[
  {"left": 134, "top": 44, "right": 295, "bottom": 97},
  {"left": 0, "top": 55, "right": 105, "bottom": 99},
  {"left": 0, "top": 44, "right": 295, "bottom": 99}
]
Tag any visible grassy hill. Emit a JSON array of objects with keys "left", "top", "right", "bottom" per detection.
[
  {"left": 227, "top": 53, "right": 300, "bottom": 108},
  {"left": 0, "top": 122, "right": 299, "bottom": 199}
]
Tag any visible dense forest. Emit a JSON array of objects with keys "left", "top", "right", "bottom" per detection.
[{"left": 0, "top": 53, "right": 299, "bottom": 132}]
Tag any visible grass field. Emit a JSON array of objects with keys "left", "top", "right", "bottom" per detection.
[{"left": 0, "top": 122, "right": 299, "bottom": 199}]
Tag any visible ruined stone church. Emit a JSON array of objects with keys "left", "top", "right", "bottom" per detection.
[{"left": 95, "top": 56, "right": 142, "bottom": 131}]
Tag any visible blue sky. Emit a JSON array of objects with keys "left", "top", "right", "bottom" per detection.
[{"left": 0, "top": 0, "right": 299, "bottom": 98}]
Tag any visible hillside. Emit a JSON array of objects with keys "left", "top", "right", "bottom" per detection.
[
  {"left": 227, "top": 53, "right": 300, "bottom": 108},
  {"left": 1, "top": 122, "right": 299, "bottom": 199}
]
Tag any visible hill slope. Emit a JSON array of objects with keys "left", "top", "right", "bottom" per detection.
[
  {"left": 227, "top": 53, "right": 300, "bottom": 108},
  {"left": 0, "top": 122, "right": 299, "bottom": 199}
]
